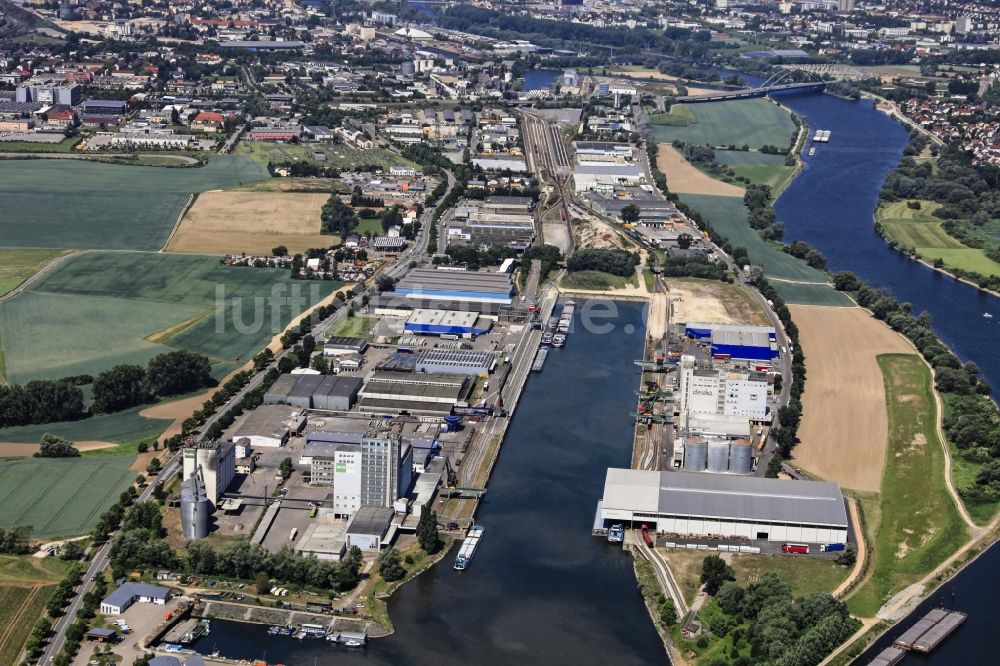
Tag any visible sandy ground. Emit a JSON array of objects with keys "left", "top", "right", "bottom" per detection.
[
  {"left": 541, "top": 222, "right": 571, "bottom": 255},
  {"left": 656, "top": 144, "right": 745, "bottom": 197},
  {"left": 788, "top": 305, "right": 916, "bottom": 492},
  {"left": 0, "top": 440, "right": 115, "bottom": 457},
  {"left": 166, "top": 191, "right": 335, "bottom": 255},
  {"left": 666, "top": 279, "right": 766, "bottom": 326}
]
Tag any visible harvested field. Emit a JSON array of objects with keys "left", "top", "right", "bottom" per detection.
[
  {"left": 666, "top": 278, "right": 767, "bottom": 325},
  {"left": 656, "top": 144, "right": 744, "bottom": 196},
  {"left": 0, "top": 455, "right": 137, "bottom": 537},
  {"left": 166, "top": 191, "right": 336, "bottom": 255},
  {"left": 787, "top": 305, "right": 915, "bottom": 492},
  {"left": 0, "top": 440, "right": 114, "bottom": 457}
]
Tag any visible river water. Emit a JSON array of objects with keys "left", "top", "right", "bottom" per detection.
[{"left": 195, "top": 302, "right": 667, "bottom": 664}]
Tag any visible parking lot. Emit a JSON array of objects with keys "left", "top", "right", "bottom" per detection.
[{"left": 74, "top": 596, "right": 188, "bottom": 666}]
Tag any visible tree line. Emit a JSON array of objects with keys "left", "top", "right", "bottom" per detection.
[
  {"left": 0, "top": 349, "right": 214, "bottom": 428},
  {"left": 567, "top": 248, "right": 640, "bottom": 277}
]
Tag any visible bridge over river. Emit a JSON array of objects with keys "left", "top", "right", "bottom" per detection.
[{"left": 678, "top": 80, "right": 826, "bottom": 103}]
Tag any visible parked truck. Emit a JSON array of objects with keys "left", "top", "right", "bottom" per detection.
[
  {"left": 781, "top": 543, "right": 809, "bottom": 554},
  {"left": 289, "top": 527, "right": 298, "bottom": 542},
  {"left": 819, "top": 543, "right": 845, "bottom": 552},
  {"left": 641, "top": 524, "right": 654, "bottom": 548}
]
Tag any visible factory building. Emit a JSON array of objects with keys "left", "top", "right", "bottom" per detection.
[
  {"left": 180, "top": 473, "right": 210, "bottom": 540},
  {"left": 345, "top": 506, "right": 394, "bottom": 551},
  {"left": 395, "top": 268, "right": 514, "bottom": 305},
  {"left": 263, "top": 374, "right": 363, "bottom": 411},
  {"left": 573, "top": 164, "right": 646, "bottom": 193},
  {"left": 403, "top": 309, "right": 493, "bottom": 338},
  {"left": 597, "top": 469, "right": 849, "bottom": 544},
  {"left": 573, "top": 141, "right": 634, "bottom": 160},
  {"left": 323, "top": 336, "right": 368, "bottom": 357},
  {"left": 586, "top": 193, "right": 681, "bottom": 226},
  {"left": 181, "top": 440, "right": 235, "bottom": 508},
  {"left": 415, "top": 349, "right": 496, "bottom": 376},
  {"left": 685, "top": 322, "right": 778, "bottom": 362},
  {"left": 100, "top": 583, "right": 171, "bottom": 615},
  {"left": 678, "top": 355, "right": 770, "bottom": 419},
  {"left": 230, "top": 405, "right": 306, "bottom": 447},
  {"left": 306, "top": 430, "right": 413, "bottom": 517},
  {"left": 357, "top": 371, "right": 470, "bottom": 417}
]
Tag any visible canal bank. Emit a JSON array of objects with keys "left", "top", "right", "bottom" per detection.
[{"left": 191, "top": 300, "right": 667, "bottom": 665}]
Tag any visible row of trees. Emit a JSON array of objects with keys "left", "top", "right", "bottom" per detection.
[
  {"left": 0, "top": 525, "right": 32, "bottom": 553},
  {"left": 92, "top": 350, "right": 214, "bottom": 414},
  {"left": 744, "top": 184, "right": 785, "bottom": 243},
  {"left": 566, "top": 248, "right": 641, "bottom": 277},
  {"left": 0, "top": 379, "right": 86, "bottom": 428},
  {"left": 833, "top": 271, "right": 1000, "bottom": 503}
]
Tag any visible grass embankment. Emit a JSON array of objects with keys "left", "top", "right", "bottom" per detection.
[
  {"left": 0, "top": 249, "right": 71, "bottom": 297},
  {"left": 561, "top": 270, "right": 635, "bottom": 290},
  {"left": 846, "top": 354, "right": 968, "bottom": 617},
  {"left": 365, "top": 536, "right": 454, "bottom": 630},
  {"left": 877, "top": 200, "right": 1000, "bottom": 277}
]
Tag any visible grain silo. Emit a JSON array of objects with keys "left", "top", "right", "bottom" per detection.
[
  {"left": 683, "top": 436, "right": 707, "bottom": 472},
  {"left": 180, "top": 474, "right": 210, "bottom": 540},
  {"left": 707, "top": 439, "right": 730, "bottom": 474},
  {"left": 729, "top": 439, "right": 754, "bottom": 475}
]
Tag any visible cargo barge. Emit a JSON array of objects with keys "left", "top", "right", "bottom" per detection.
[
  {"left": 532, "top": 346, "right": 549, "bottom": 372},
  {"left": 892, "top": 608, "right": 966, "bottom": 654},
  {"left": 454, "top": 524, "right": 485, "bottom": 571}
]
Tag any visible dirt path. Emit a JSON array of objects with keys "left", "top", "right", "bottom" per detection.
[
  {"left": 788, "top": 305, "right": 915, "bottom": 492},
  {"left": 655, "top": 144, "right": 744, "bottom": 196},
  {"left": 832, "top": 497, "right": 867, "bottom": 598}
]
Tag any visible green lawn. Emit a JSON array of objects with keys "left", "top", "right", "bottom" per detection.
[
  {"left": 0, "top": 252, "right": 339, "bottom": 383},
  {"left": 561, "top": 270, "right": 634, "bottom": 290},
  {"left": 0, "top": 406, "right": 171, "bottom": 446},
  {"left": 847, "top": 354, "right": 968, "bottom": 617},
  {"left": 712, "top": 150, "right": 796, "bottom": 190},
  {"left": 650, "top": 98, "right": 796, "bottom": 150},
  {"left": 678, "top": 194, "right": 852, "bottom": 306},
  {"left": 0, "top": 136, "right": 81, "bottom": 152},
  {"left": 729, "top": 553, "right": 851, "bottom": 598},
  {"left": 0, "top": 455, "right": 138, "bottom": 537},
  {"left": 355, "top": 217, "right": 386, "bottom": 235},
  {"left": 236, "top": 141, "right": 418, "bottom": 172},
  {"left": 877, "top": 200, "right": 1000, "bottom": 277},
  {"left": 326, "top": 314, "right": 373, "bottom": 339},
  {"left": 0, "top": 156, "right": 269, "bottom": 251},
  {"left": 0, "top": 249, "right": 71, "bottom": 297}
]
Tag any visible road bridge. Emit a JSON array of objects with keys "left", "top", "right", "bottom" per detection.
[{"left": 677, "top": 81, "right": 826, "bottom": 103}]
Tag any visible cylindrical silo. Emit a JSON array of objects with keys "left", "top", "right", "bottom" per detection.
[
  {"left": 684, "top": 436, "right": 707, "bottom": 472},
  {"left": 729, "top": 439, "right": 753, "bottom": 475},
  {"left": 707, "top": 439, "right": 729, "bottom": 474},
  {"left": 401, "top": 61, "right": 416, "bottom": 76},
  {"left": 181, "top": 477, "right": 209, "bottom": 539}
]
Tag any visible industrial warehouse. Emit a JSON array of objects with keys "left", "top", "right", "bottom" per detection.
[
  {"left": 597, "top": 469, "right": 849, "bottom": 545},
  {"left": 394, "top": 267, "right": 515, "bottom": 304}
]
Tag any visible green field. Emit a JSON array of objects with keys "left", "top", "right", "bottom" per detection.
[
  {"left": 847, "top": 355, "right": 968, "bottom": 617},
  {"left": 0, "top": 406, "right": 171, "bottom": 445},
  {"left": 0, "top": 248, "right": 70, "bottom": 297},
  {"left": 650, "top": 99, "right": 796, "bottom": 149},
  {"left": 0, "top": 136, "right": 81, "bottom": 152},
  {"left": 0, "top": 156, "right": 269, "bottom": 251},
  {"left": 0, "top": 583, "right": 55, "bottom": 665},
  {"left": 561, "top": 270, "right": 634, "bottom": 290},
  {"left": 236, "top": 141, "right": 418, "bottom": 172},
  {"left": 0, "top": 252, "right": 339, "bottom": 383},
  {"left": 0, "top": 455, "right": 137, "bottom": 537},
  {"left": 678, "top": 194, "right": 852, "bottom": 306},
  {"left": 713, "top": 149, "right": 796, "bottom": 190},
  {"left": 649, "top": 104, "right": 697, "bottom": 126},
  {"left": 877, "top": 200, "right": 1000, "bottom": 277}
]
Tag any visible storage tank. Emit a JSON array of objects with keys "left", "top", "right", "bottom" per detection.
[
  {"left": 707, "top": 439, "right": 730, "bottom": 474},
  {"left": 683, "top": 436, "right": 707, "bottom": 472},
  {"left": 729, "top": 439, "right": 753, "bottom": 475},
  {"left": 401, "top": 61, "right": 416, "bottom": 76},
  {"left": 180, "top": 476, "right": 209, "bottom": 540}
]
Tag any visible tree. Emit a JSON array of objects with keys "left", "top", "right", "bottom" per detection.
[
  {"left": 60, "top": 540, "right": 85, "bottom": 561},
  {"left": 716, "top": 581, "right": 745, "bottom": 616},
  {"left": 255, "top": 572, "right": 271, "bottom": 595},
  {"left": 272, "top": 245, "right": 288, "bottom": 257},
  {"left": 659, "top": 599, "right": 678, "bottom": 626},
  {"left": 377, "top": 275, "right": 396, "bottom": 292},
  {"left": 677, "top": 233, "right": 693, "bottom": 249},
  {"left": 146, "top": 457, "right": 162, "bottom": 476},
  {"left": 377, "top": 547, "right": 405, "bottom": 582},
  {"left": 279, "top": 457, "right": 293, "bottom": 480},
  {"left": 700, "top": 554, "right": 735, "bottom": 595},
  {"left": 92, "top": 365, "right": 150, "bottom": 413},
  {"left": 620, "top": 204, "right": 640, "bottom": 225},
  {"left": 34, "top": 434, "right": 79, "bottom": 458},
  {"left": 417, "top": 509, "right": 441, "bottom": 553},
  {"left": 146, "top": 351, "right": 213, "bottom": 397},
  {"left": 765, "top": 455, "right": 783, "bottom": 478}
]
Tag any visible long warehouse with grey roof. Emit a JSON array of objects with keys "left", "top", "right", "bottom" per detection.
[{"left": 597, "top": 469, "right": 848, "bottom": 544}]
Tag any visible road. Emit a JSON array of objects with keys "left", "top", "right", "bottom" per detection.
[{"left": 39, "top": 166, "right": 453, "bottom": 663}]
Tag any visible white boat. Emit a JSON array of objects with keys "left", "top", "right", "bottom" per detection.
[
  {"left": 808, "top": 147, "right": 815, "bottom": 157},
  {"left": 984, "top": 312, "right": 993, "bottom": 320}
]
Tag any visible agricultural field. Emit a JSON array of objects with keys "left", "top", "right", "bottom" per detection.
[
  {"left": 166, "top": 191, "right": 336, "bottom": 255},
  {"left": 0, "top": 455, "right": 137, "bottom": 538},
  {"left": 714, "top": 149, "right": 795, "bottom": 191},
  {"left": 847, "top": 354, "right": 968, "bottom": 617},
  {"left": 0, "top": 156, "right": 269, "bottom": 251},
  {"left": 677, "top": 194, "right": 852, "bottom": 306},
  {"left": 656, "top": 144, "right": 744, "bottom": 196},
  {"left": 649, "top": 98, "right": 796, "bottom": 150},
  {"left": 0, "top": 248, "right": 71, "bottom": 297},
  {"left": 787, "top": 305, "right": 916, "bottom": 492},
  {"left": 0, "top": 583, "right": 54, "bottom": 666},
  {"left": 875, "top": 200, "right": 1000, "bottom": 277},
  {"left": 0, "top": 406, "right": 171, "bottom": 447},
  {"left": 666, "top": 277, "right": 767, "bottom": 325},
  {"left": 236, "top": 141, "right": 418, "bottom": 172},
  {"left": 649, "top": 104, "right": 697, "bottom": 127},
  {"left": 0, "top": 252, "right": 339, "bottom": 384}
]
